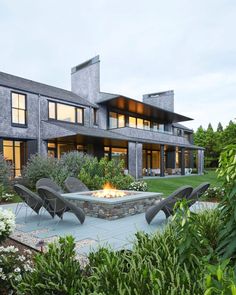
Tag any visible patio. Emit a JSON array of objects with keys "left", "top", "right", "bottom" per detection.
[{"left": 1, "top": 201, "right": 216, "bottom": 259}]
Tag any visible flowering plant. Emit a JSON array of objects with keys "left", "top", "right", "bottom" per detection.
[
  {"left": 0, "top": 208, "right": 15, "bottom": 243},
  {"left": 0, "top": 184, "right": 14, "bottom": 203},
  {"left": 0, "top": 246, "right": 33, "bottom": 293},
  {"left": 202, "top": 186, "right": 225, "bottom": 201},
  {"left": 128, "top": 181, "right": 148, "bottom": 192}
]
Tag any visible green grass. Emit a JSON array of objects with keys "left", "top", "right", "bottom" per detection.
[{"left": 146, "top": 170, "right": 220, "bottom": 197}]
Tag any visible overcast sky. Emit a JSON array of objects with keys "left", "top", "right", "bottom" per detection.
[{"left": 1, "top": 0, "right": 235, "bottom": 131}]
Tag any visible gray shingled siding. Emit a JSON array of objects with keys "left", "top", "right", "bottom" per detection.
[{"left": 112, "top": 127, "right": 191, "bottom": 146}]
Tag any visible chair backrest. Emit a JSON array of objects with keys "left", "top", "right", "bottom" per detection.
[
  {"left": 36, "top": 178, "right": 62, "bottom": 193},
  {"left": 165, "top": 185, "right": 193, "bottom": 210},
  {"left": 37, "top": 186, "right": 67, "bottom": 214},
  {"left": 188, "top": 182, "right": 210, "bottom": 206},
  {"left": 64, "top": 177, "right": 89, "bottom": 193},
  {"left": 14, "top": 184, "right": 42, "bottom": 208}
]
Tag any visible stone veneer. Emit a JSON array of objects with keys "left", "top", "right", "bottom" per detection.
[{"left": 63, "top": 191, "right": 162, "bottom": 220}]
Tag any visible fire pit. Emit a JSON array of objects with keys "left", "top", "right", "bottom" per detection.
[{"left": 63, "top": 183, "right": 162, "bottom": 220}]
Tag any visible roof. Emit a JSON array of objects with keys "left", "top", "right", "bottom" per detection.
[
  {"left": 97, "top": 95, "right": 193, "bottom": 123},
  {"left": 44, "top": 121, "right": 203, "bottom": 149},
  {"left": 0, "top": 71, "right": 97, "bottom": 107},
  {"left": 44, "top": 121, "right": 130, "bottom": 141},
  {"left": 172, "top": 123, "right": 193, "bottom": 132},
  {"left": 99, "top": 92, "right": 121, "bottom": 101}
]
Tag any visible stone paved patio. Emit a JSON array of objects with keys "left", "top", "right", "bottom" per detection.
[{"left": 1, "top": 202, "right": 216, "bottom": 258}]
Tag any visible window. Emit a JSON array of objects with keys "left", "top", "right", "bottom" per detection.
[
  {"left": 3, "top": 140, "right": 26, "bottom": 177},
  {"left": 177, "top": 129, "right": 182, "bottom": 136},
  {"left": 11, "top": 92, "right": 27, "bottom": 126},
  {"left": 104, "top": 147, "right": 128, "bottom": 169},
  {"left": 143, "top": 120, "right": 150, "bottom": 130},
  {"left": 109, "top": 112, "right": 118, "bottom": 129},
  {"left": 152, "top": 122, "right": 159, "bottom": 131},
  {"left": 48, "top": 102, "right": 56, "bottom": 119},
  {"left": 48, "top": 101, "right": 84, "bottom": 124},
  {"left": 109, "top": 112, "right": 125, "bottom": 128},
  {"left": 94, "top": 109, "right": 98, "bottom": 125},
  {"left": 118, "top": 114, "right": 125, "bottom": 127},
  {"left": 129, "top": 116, "right": 136, "bottom": 128},
  {"left": 137, "top": 118, "right": 143, "bottom": 129}
]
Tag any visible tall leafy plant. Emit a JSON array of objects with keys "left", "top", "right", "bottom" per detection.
[{"left": 217, "top": 144, "right": 236, "bottom": 259}]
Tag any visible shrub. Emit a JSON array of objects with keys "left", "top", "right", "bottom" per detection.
[
  {"left": 217, "top": 145, "right": 236, "bottom": 259},
  {"left": 0, "top": 153, "right": 13, "bottom": 202},
  {"left": 17, "top": 236, "right": 86, "bottom": 295},
  {"left": 87, "top": 226, "right": 205, "bottom": 294},
  {"left": 204, "top": 260, "right": 236, "bottom": 294},
  {"left": 0, "top": 246, "right": 33, "bottom": 294},
  {"left": 0, "top": 208, "right": 15, "bottom": 243},
  {"left": 202, "top": 186, "right": 225, "bottom": 201},
  {"left": 79, "top": 157, "right": 134, "bottom": 190},
  {"left": 128, "top": 181, "right": 148, "bottom": 191},
  {"left": 22, "top": 154, "right": 58, "bottom": 189}
]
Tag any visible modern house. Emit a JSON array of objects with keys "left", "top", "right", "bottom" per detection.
[{"left": 0, "top": 56, "right": 204, "bottom": 178}]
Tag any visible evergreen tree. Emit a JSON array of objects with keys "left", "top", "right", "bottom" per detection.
[{"left": 217, "top": 122, "right": 223, "bottom": 132}]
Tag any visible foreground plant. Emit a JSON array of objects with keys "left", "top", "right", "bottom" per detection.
[
  {"left": 0, "top": 246, "right": 33, "bottom": 294},
  {"left": 0, "top": 208, "right": 15, "bottom": 243},
  {"left": 217, "top": 145, "right": 236, "bottom": 259},
  {"left": 17, "top": 236, "right": 86, "bottom": 295}
]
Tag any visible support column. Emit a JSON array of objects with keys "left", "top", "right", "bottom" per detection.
[
  {"left": 197, "top": 150, "right": 204, "bottom": 175},
  {"left": 128, "top": 142, "right": 142, "bottom": 179},
  {"left": 27, "top": 140, "right": 38, "bottom": 160},
  {"left": 160, "top": 144, "right": 165, "bottom": 177},
  {"left": 0, "top": 138, "right": 3, "bottom": 154},
  {"left": 181, "top": 147, "right": 185, "bottom": 175}
]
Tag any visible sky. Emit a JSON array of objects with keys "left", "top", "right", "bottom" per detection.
[{"left": 0, "top": 0, "right": 235, "bottom": 131}]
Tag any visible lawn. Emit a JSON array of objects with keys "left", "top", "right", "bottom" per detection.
[{"left": 146, "top": 170, "right": 220, "bottom": 197}]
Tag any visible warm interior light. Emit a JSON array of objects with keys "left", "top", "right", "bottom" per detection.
[{"left": 92, "top": 182, "right": 126, "bottom": 198}]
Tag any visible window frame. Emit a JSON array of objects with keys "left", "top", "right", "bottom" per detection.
[
  {"left": 48, "top": 100, "right": 84, "bottom": 125},
  {"left": 11, "top": 91, "right": 27, "bottom": 127}
]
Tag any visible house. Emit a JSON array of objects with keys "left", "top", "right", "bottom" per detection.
[{"left": 0, "top": 55, "right": 204, "bottom": 178}]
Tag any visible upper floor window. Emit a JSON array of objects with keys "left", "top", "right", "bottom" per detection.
[
  {"left": 94, "top": 108, "right": 98, "bottom": 125},
  {"left": 109, "top": 112, "right": 125, "bottom": 129},
  {"left": 48, "top": 101, "right": 84, "bottom": 124},
  {"left": 11, "top": 92, "right": 27, "bottom": 126}
]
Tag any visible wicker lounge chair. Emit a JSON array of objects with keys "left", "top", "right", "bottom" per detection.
[
  {"left": 187, "top": 182, "right": 210, "bottom": 207},
  {"left": 145, "top": 185, "right": 193, "bottom": 224},
  {"left": 64, "top": 177, "right": 89, "bottom": 193},
  {"left": 37, "top": 186, "right": 85, "bottom": 224},
  {"left": 14, "top": 184, "right": 44, "bottom": 219},
  {"left": 36, "top": 178, "right": 62, "bottom": 193}
]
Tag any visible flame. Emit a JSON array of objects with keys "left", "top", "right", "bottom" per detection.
[
  {"left": 103, "top": 182, "right": 115, "bottom": 190},
  {"left": 92, "top": 182, "right": 126, "bottom": 199}
]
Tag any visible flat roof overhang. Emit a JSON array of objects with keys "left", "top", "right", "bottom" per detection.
[
  {"left": 98, "top": 96, "right": 193, "bottom": 123},
  {"left": 43, "top": 121, "right": 203, "bottom": 150}
]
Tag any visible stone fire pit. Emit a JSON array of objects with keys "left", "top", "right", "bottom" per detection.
[{"left": 63, "top": 190, "right": 162, "bottom": 220}]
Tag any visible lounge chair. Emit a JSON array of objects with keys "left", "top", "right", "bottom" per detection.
[
  {"left": 14, "top": 184, "right": 44, "bottom": 220},
  {"left": 187, "top": 182, "right": 210, "bottom": 207},
  {"left": 37, "top": 186, "right": 85, "bottom": 224},
  {"left": 64, "top": 176, "right": 89, "bottom": 193},
  {"left": 36, "top": 178, "right": 62, "bottom": 193},
  {"left": 14, "top": 184, "right": 56, "bottom": 218},
  {"left": 145, "top": 185, "right": 193, "bottom": 224}
]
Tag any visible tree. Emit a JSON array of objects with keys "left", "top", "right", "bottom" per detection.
[{"left": 217, "top": 122, "right": 223, "bottom": 132}]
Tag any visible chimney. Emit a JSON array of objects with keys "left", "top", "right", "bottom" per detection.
[
  {"left": 71, "top": 55, "right": 100, "bottom": 104},
  {"left": 143, "top": 90, "right": 174, "bottom": 112}
]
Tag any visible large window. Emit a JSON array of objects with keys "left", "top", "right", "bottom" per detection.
[
  {"left": 48, "top": 101, "right": 84, "bottom": 124},
  {"left": 104, "top": 146, "right": 128, "bottom": 169},
  {"left": 109, "top": 112, "right": 125, "bottom": 129},
  {"left": 3, "top": 140, "right": 26, "bottom": 177},
  {"left": 11, "top": 92, "right": 27, "bottom": 126},
  {"left": 47, "top": 142, "right": 87, "bottom": 158}
]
